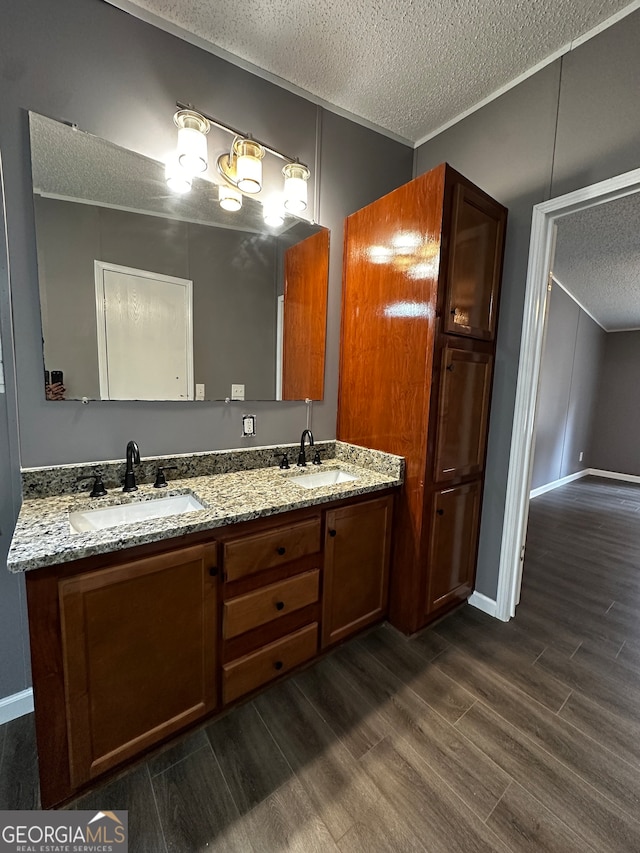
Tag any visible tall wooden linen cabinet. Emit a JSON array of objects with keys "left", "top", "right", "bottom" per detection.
[{"left": 337, "top": 163, "right": 507, "bottom": 634}]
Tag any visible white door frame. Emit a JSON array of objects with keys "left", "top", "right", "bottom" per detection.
[{"left": 495, "top": 165, "right": 640, "bottom": 622}]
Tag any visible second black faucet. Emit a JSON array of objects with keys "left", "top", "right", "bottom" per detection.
[
  {"left": 297, "top": 430, "right": 314, "bottom": 467},
  {"left": 123, "top": 440, "right": 141, "bottom": 492}
]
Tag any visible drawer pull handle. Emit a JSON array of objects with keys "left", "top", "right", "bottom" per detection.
[
  {"left": 276, "top": 546, "right": 286, "bottom": 555},
  {"left": 328, "top": 529, "right": 337, "bottom": 537},
  {"left": 209, "top": 567, "right": 218, "bottom": 576},
  {"left": 274, "top": 660, "right": 284, "bottom": 671},
  {"left": 275, "top": 601, "right": 285, "bottom": 611},
  {"left": 436, "top": 508, "right": 444, "bottom": 516}
]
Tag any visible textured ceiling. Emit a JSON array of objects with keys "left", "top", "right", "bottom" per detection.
[
  {"left": 109, "top": 0, "right": 632, "bottom": 142},
  {"left": 554, "top": 192, "right": 640, "bottom": 331}
]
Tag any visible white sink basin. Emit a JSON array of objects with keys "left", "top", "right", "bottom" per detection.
[
  {"left": 289, "top": 468, "right": 358, "bottom": 489},
  {"left": 69, "top": 493, "right": 205, "bottom": 533}
]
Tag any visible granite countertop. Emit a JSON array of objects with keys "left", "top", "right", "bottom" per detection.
[{"left": 8, "top": 443, "right": 403, "bottom": 573}]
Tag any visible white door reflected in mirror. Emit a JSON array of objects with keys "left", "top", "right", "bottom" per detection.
[{"left": 95, "top": 261, "right": 194, "bottom": 401}]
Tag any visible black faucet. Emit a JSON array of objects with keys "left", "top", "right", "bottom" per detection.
[
  {"left": 123, "top": 440, "right": 141, "bottom": 492},
  {"left": 297, "top": 429, "right": 314, "bottom": 467}
]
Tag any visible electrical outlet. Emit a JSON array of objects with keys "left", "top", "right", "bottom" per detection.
[
  {"left": 195, "top": 383, "right": 205, "bottom": 401},
  {"left": 231, "top": 383, "right": 245, "bottom": 401},
  {"left": 579, "top": 451, "right": 584, "bottom": 462},
  {"left": 242, "top": 414, "right": 256, "bottom": 437}
]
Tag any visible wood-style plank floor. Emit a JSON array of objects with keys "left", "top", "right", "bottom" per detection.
[{"left": 2, "top": 475, "right": 640, "bottom": 851}]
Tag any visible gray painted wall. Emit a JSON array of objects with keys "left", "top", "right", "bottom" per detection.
[
  {"left": 0, "top": 0, "right": 412, "bottom": 698},
  {"left": 415, "top": 9, "right": 640, "bottom": 599},
  {"left": 531, "top": 285, "right": 605, "bottom": 490},
  {"left": 590, "top": 331, "right": 640, "bottom": 475},
  {"left": 36, "top": 197, "right": 279, "bottom": 401}
]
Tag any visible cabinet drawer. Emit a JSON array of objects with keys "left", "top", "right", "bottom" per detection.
[
  {"left": 223, "top": 623, "right": 318, "bottom": 704},
  {"left": 223, "top": 570, "right": 319, "bottom": 639},
  {"left": 223, "top": 517, "right": 321, "bottom": 582}
]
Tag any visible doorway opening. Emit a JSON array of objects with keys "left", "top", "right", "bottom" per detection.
[{"left": 496, "top": 166, "right": 640, "bottom": 621}]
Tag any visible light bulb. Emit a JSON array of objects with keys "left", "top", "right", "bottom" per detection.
[
  {"left": 263, "top": 194, "right": 285, "bottom": 227},
  {"left": 219, "top": 184, "right": 242, "bottom": 212},
  {"left": 165, "top": 156, "right": 192, "bottom": 194}
]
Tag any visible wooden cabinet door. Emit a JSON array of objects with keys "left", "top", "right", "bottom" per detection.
[
  {"left": 282, "top": 229, "right": 329, "bottom": 400},
  {"left": 444, "top": 183, "right": 506, "bottom": 340},
  {"left": 58, "top": 543, "right": 218, "bottom": 787},
  {"left": 425, "top": 482, "right": 480, "bottom": 615},
  {"left": 322, "top": 496, "right": 392, "bottom": 648},
  {"left": 433, "top": 346, "right": 493, "bottom": 482}
]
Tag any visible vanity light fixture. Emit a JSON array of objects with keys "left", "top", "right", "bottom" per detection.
[
  {"left": 283, "top": 161, "right": 310, "bottom": 212},
  {"left": 173, "top": 109, "right": 210, "bottom": 175},
  {"left": 218, "top": 183, "right": 242, "bottom": 211},
  {"left": 171, "top": 101, "right": 312, "bottom": 214}
]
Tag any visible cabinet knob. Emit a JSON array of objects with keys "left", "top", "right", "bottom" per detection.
[
  {"left": 446, "top": 363, "right": 454, "bottom": 372},
  {"left": 274, "top": 660, "right": 284, "bottom": 671},
  {"left": 275, "top": 601, "right": 285, "bottom": 611},
  {"left": 450, "top": 308, "right": 457, "bottom": 315},
  {"left": 436, "top": 508, "right": 444, "bottom": 516},
  {"left": 276, "top": 546, "right": 286, "bottom": 555},
  {"left": 208, "top": 567, "right": 218, "bottom": 576},
  {"left": 328, "top": 529, "right": 337, "bottom": 537}
]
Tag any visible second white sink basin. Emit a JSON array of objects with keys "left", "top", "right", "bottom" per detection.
[
  {"left": 69, "top": 493, "right": 205, "bottom": 533},
  {"left": 290, "top": 468, "right": 358, "bottom": 489}
]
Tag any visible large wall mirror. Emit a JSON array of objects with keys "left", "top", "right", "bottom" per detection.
[{"left": 29, "top": 112, "right": 329, "bottom": 402}]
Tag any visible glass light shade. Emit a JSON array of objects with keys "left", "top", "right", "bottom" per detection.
[
  {"left": 262, "top": 194, "right": 285, "bottom": 227},
  {"left": 283, "top": 162, "right": 310, "bottom": 212},
  {"left": 219, "top": 184, "right": 242, "bottom": 212},
  {"left": 234, "top": 139, "right": 264, "bottom": 193},
  {"left": 165, "top": 157, "right": 192, "bottom": 194},
  {"left": 177, "top": 126, "right": 208, "bottom": 175},
  {"left": 174, "top": 110, "right": 210, "bottom": 176}
]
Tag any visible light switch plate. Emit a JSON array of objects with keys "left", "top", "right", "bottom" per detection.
[
  {"left": 242, "top": 414, "right": 256, "bottom": 437},
  {"left": 231, "top": 383, "right": 245, "bottom": 401}
]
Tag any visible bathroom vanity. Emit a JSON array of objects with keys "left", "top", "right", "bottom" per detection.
[{"left": 8, "top": 442, "right": 402, "bottom": 807}]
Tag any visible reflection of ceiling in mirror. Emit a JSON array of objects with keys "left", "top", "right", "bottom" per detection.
[
  {"left": 29, "top": 112, "right": 308, "bottom": 237},
  {"left": 553, "top": 192, "right": 640, "bottom": 331}
]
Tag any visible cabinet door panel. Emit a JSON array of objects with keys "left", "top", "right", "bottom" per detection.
[
  {"left": 434, "top": 347, "right": 493, "bottom": 482},
  {"left": 59, "top": 543, "right": 217, "bottom": 786},
  {"left": 444, "top": 183, "right": 505, "bottom": 340},
  {"left": 322, "top": 496, "right": 392, "bottom": 648},
  {"left": 426, "top": 482, "right": 480, "bottom": 614}
]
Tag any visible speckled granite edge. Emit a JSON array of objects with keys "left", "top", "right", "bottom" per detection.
[{"left": 21, "top": 441, "right": 337, "bottom": 499}]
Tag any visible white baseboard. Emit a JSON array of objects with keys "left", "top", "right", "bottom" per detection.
[
  {"left": 0, "top": 688, "right": 34, "bottom": 725},
  {"left": 531, "top": 468, "right": 640, "bottom": 499},
  {"left": 588, "top": 468, "right": 640, "bottom": 484},
  {"left": 468, "top": 591, "right": 498, "bottom": 618},
  {"left": 530, "top": 468, "right": 589, "bottom": 498}
]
